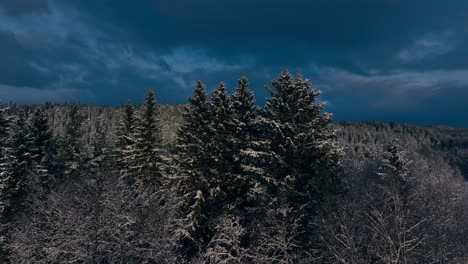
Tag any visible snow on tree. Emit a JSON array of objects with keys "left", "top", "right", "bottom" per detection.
[
  {"left": 56, "top": 103, "right": 86, "bottom": 179},
  {"left": 230, "top": 77, "right": 270, "bottom": 208},
  {"left": 0, "top": 109, "right": 31, "bottom": 263},
  {"left": 262, "top": 70, "right": 343, "bottom": 256},
  {"left": 0, "top": 108, "right": 15, "bottom": 263},
  {"left": 207, "top": 82, "right": 234, "bottom": 204},
  {"left": 133, "top": 90, "right": 164, "bottom": 184},
  {"left": 378, "top": 141, "right": 413, "bottom": 198},
  {"left": 26, "top": 107, "right": 54, "bottom": 190},
  {"left": 115, "top": 102, "right": 138, "bottom": 186},
  {"left": 176, "top": 81, "right": 215, "bottom": 259},
  {"left": 4, "top": 111, "right": 32, "bottom": 218},
  {"left": 176, "top": 79, "right": 270, "bottom": 260},
  {"left": 225, "top": 77, "right": 274, "bottom": 256},
  {"left": 89, "top": 116, "right": 109, "bottom": 170},
  {"left": 178, "top": 82, "right": 237, "bottom": 259},
  {"left": 199, "top": 214, "right": 250, "bottom": 264},
  {"left": 365, "top": 142, "right": 425, "bottom": 263}
]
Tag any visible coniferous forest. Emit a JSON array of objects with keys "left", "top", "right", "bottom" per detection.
[{"left": 1, "top": 71, "right": 468, "bottom": 263}]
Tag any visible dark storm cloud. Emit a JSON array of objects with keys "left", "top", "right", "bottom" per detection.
[
  {"left": 0, "top": 30, "right": 51, "bottom": 87},
  {"left": 0, "top": 0, "right": 49, "bottom": 16},
  {"left": 70, "top": 0, "right": 468, "bottom": 69},
  {"left": 310, "top": 66, "right": 468, "bottom": 127},
  {"left": 0, "top": 0, "right": 468, "bottom": 126}
]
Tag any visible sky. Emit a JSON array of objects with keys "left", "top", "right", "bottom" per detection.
[{"left": 0, "top": 0, "right": 468, "bottom": 127}]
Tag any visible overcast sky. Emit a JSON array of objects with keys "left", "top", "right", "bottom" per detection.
[{"left": 1, "top": 0, "right": 468, "bottom": 127}]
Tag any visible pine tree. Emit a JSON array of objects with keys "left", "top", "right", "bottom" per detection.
[
  {"left": 28, "top": 108, "right": 53, "bottom": 164},
  {"left": 90, "top": 116, "right": 109, "bottom": 170},
  {"left": 115, "top": 102, "right": 138, "bottom": 184},
  {"left": 0, "top": 108, "right": 15, "bottom": 263},
  {"left": 134, "top": 90, "right": 163, "bottom": 184},
  {"left": 176, "top": 81, "right": 214, "bottom": 259},
  {"left": 9, "top": 111, "right": 31, "bottom": 208},
  {"left": 378, "top": 141, "right": 413, "bottom": 203},
  {"left": 0, "top": 109, "right": 31, "bottom": 263},
  {"left": 27, "top": 107, "right": 53, "bottom": 189},
  {"left": 230, "top": 77, "right": 269, "bottom": 208},
  {"left": 177, "top": 80, "right": 268, "bottom": 259},
  {"left": 0, "top": 110, "right": 31, "bottom": 216},
  {"left": 367, "top": 142, "right": 422, "bottom": 263},
  {"left": 229, "top": 77, "right": 273, "bottom": 253},
  {"left": 57, "top": 103, "right": 85, "bottom": 179},
  {"left": 207, "top": 82, "right": 234, "bottom": 204},
  {"left": 262, "top": 70, "right": 342, "bottom": 255}
]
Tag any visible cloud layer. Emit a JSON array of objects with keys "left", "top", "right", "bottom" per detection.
[{"left": 0, "top": 0, "right": 468, "bottom": 127}]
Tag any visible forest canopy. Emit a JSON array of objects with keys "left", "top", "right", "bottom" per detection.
[{"left": 1, "top": 71, "right": 467, "bottom": 263}]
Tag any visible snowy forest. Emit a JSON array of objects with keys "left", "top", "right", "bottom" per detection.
[{"left": 1, "top": 71, "right": 468, "bottom": 263}]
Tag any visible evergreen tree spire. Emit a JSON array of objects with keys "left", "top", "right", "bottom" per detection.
[
  {"left": 228, "top": 77, "right": 270, "bottom": 212},
  {"left": 28, "top": 108, "right": 53, "bottom": 165},
  {"left": 10, "top": 111, "right": 30, "bottom": 202},
  {"left": 0, "top": 108, "right": 16, "bottom": 263},
  {"left": 116, "top": 102, "right": 138, "bottom": 183},
  {"left": 176, "top": 81, "right": 214, "bottom": 259},
  {"left": 90, "top": 116, "right": 109, "bottom": 170},
  {"left": 231, "top": 77, "right": 266, "bottom": 187},
  {"left": 378, "top": 141, "right": 413, "bottom": 198},
  {"left": 262, "top": 70, "right": 343, "bottom": 257},
  {"left": 208, "top": 82, "right": 233, "bottom": 202},
  {"left": 176, "top": 79, "right": 267, "bottom": 260},
  {"left": 27, "top": 107, "right": 54, "bottom": 189},
  {"left": 134, "top": 89, "right": 163, "bottom": 184},
  {"left": 57, "top": 102, "right": 85, "bottom": 179},
  {"left": 0, "top": 108, "right": 13, "bottom": 206}
]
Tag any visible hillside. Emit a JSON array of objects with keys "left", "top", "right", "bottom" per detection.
[
  {"left": 11, "top": 104, "right": 468, "bottom": 179},
  {"left": 1, "top": 79, "right": 467, "bottom": 263}
]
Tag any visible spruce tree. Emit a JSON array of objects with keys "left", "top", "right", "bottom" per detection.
[
  {"left": 378, "top": 142, "right": 413, "bottom": 202},
  {"left": 134, "top": 90, "right": 163, "bottom": 184},
  {"left": 263, "top": 70, "right": 342, "bottom": 255},
  {"left": 57, "top": 103, "right": 85, "bottom": 179},
  {"left": 90, "top": 117, "right": 109, "bottom": 170},
  {"left": 368, "top": 143, "right": 421, "bottom": 262},
  {"left": 116, "top": 102, "right": 138, "bottom": 184},
  {"left": 27, "top": 107, "right": 53, "bottom": 189},
  {"left": 176, "top": 81, "right": 214, "bottom": 259},
  {"left": 0, "top": 108, "right": 15, "bottom": 263},
  {"left": 0, "top": 110, "right": 30, "bottom": 216},
  {"left": 0, "top": 109, "right": 31, "bottom": 263},
  {"left": 9, "top": 112, "right": 30, "bottom": 208},
  {"left": 208, "top": 82, "right": 234, "bottom": 204},
  {"left": 28, "top": 108, "right": 53, "bottom": 165},
  {"left": 230, "top": 77, "right": 268, "bottom": 208}
]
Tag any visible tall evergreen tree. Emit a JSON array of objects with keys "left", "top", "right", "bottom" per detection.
[
  {"left": 176, "top": 81, "right": 214, "bottom": 259},
  {"left": 134, "top": 90, "right": 163, "bottom": 184},
  {"left": 0, "top": 108, "right": 15, "bottom": 263},
  {"left": 177, "top": 80, "right": 268, "bottom": 259},
  {"left": 378, "top": 141, "right": 413, "bottom": 202},
  {"left": 28, "top": 108, "right": 53, "bottom": 165},
  {"left": 207, "top": 82, "right": 234, "bottom": 204},
  {"left": 9, "top": 112, "right": 30, "bottom": 208},
  {"left": 90, "top": 116, "right": 109, "bottom": 170},
  {"left": 367, "top": 143, "right": 422, "bottom": 263},
  {"left": 116, "top": 102, "right": 138, "bottom": 183},
  {"left": 0, "top": 110, "right": 31, "bottom": 216},
  {"left": 262, "top": 70, "right": 342, "bottom": 256},
  {"left": 27, "top": 107, "right": 54, "bottom": 189},
  {"left": 230, "top": 77, "right": 268, "bottom": 208},
  {"left": 0, "top": 109, "right": 31, "bottom": 263},
  {"left": 57, "top": 103, "right": 85, "bottom": 179}
]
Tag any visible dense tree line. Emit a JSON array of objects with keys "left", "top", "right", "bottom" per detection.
[{"left": 0, "top": 71, "right": 467, "bottom": 263}]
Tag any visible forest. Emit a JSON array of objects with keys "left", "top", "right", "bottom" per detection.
[{"left": 1, "top": 71, "right": 468, "bottom": 263}]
